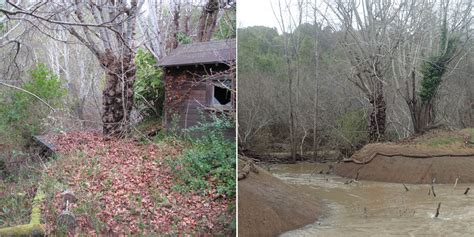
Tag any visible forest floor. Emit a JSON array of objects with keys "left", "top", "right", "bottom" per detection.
[
  {"left": 238, "top": 156, "right": 323, "bottom": 237},
  {"left": 335, "top": 128, "right": 474, "bottom": 183},
  {"left": 14, "top": 131, "right": 234, "bottom": 235}
]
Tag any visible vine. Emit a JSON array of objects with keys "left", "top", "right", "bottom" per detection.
[{"left": 419, "top": 13, "right": 458, "bottom": 104}]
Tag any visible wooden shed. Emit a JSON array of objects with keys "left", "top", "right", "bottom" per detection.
[{"left": 158, "top": 39, "right": 236, "bottom": 134}]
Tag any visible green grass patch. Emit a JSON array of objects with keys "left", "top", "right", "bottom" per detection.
[
  {"left": 423, "top": 135, "right": 463, "bottom": 147},
  {"left": 420, "top": 128, "right": 474, "bottom": 147}
]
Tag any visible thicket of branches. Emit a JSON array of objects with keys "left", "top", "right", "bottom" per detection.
[{"left": 238, "top": 0, "right": 473, "bottom": 159}]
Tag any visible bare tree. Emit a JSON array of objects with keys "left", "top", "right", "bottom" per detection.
[
  {"left": 139, "top": 0, "right": 166, "bottom": 60},
  {"left": 271, "top": 0, "right": 298, "bottom": 162},
  {"left": 321, "top": 0, "right": 418, "bottom": 141},
  {"left": 1, "top": 0, "right": 143, "bottom": 137}
]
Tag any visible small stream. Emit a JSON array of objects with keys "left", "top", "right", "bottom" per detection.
[{"left": 270, "top": 162, "right": 474, "bottom": 236}]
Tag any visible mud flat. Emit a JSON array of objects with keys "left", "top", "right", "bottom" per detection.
[{"left": 272, "top": 163, "right": 474, "bottom": 237}]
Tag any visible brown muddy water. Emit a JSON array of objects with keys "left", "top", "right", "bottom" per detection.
[{"left": 270, "top": 162, "right": 474, "bottom": 236}]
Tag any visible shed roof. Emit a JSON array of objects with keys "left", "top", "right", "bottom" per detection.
[{"left": 157, "top": 39, "right": 236, "bottom": 67}]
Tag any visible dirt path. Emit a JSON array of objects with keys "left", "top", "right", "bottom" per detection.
[{"left": 238, "top": 157, "right": 323, "bottom": 237}]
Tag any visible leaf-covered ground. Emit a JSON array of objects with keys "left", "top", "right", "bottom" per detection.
[{"left": 41, "top": 131, "right": 233, "bottom": 235}]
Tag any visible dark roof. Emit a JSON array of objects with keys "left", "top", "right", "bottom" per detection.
[{"left": 157, "top": 39, "right": 236, "bottom": 67}]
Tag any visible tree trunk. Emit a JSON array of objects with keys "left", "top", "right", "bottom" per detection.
[
  {"left": 405, "top": 71, "right": 436, "bottom": 134},
  {"left": 197, "top": 0, "right": 219, "bottom": 42},
  {"left": 410, "top": 99, "right": 435, "bottom": 134},
  {"left": 168, "top": 4, "right": 181, "bottom": 50},
  {"left": 312, "top": 94, "right": 318, "bottom": 160},
  {"left": 368, "top": 81, "right": 387, "bottom": 141},
  {"left": 287, "top": 58, "right": 297, "bottom": 163},
  {"left": 101, "top": 56, "right": 136, "bottom": 138},
  {"left": 312, "top": 82, "right": 319, "bottom": 160}
]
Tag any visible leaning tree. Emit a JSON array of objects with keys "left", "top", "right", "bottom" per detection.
[{"left": 1, "top": 0, "right": 142, "bottom": 137}]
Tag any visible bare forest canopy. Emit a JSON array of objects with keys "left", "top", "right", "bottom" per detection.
[
  {"left": 238, "top": 0, "right": 473, "bottom": 160},
  {"left": 0, "top": 0, "right": 236, "bottom": 139}
]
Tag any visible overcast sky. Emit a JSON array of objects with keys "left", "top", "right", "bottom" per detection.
[
  {"left": 237, "top": 0, "right": 325, "bottom": 32},
  {"left": 237, "top": 0, "right": 281, "bottom": 29}
]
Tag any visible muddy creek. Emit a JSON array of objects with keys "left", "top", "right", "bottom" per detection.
[{"left": 270, "top": 162, "right": 474, "bottom": 236}]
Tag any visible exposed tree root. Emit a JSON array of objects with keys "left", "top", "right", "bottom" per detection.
[{"left": 238, "top": 158, "right": 259, "bottom": 180}]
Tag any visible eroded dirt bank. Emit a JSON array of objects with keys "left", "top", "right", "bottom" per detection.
[
  {"left": 335, "top": 155, "right": 474, "bottom": 184},
  {"left": 238, "top": 157, "right": 323, "bottom": 237},
  {"left": 335, "top": 129, "right": 474, "bottom": 184}
]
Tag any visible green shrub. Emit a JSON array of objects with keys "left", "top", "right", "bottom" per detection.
[
  {"left": 134, "top": 49, "right": 165, "bottom": 118},
  {"left": 0, "top": 63, "right": 66, "bottom": 147},
  {"left": 176, "top": 32, "right": 192, "bottom": 45},
  {"left": 168, "top": 114, "right": 236, "bottom": 198}
]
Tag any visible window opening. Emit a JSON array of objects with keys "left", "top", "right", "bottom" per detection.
[{"left": 213, "top": 86, "right": 232, "bottom": 105}]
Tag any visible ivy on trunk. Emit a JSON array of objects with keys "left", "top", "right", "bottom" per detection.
[{"left": 409, "top": 11, "right": 458, "bottom": 133}]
